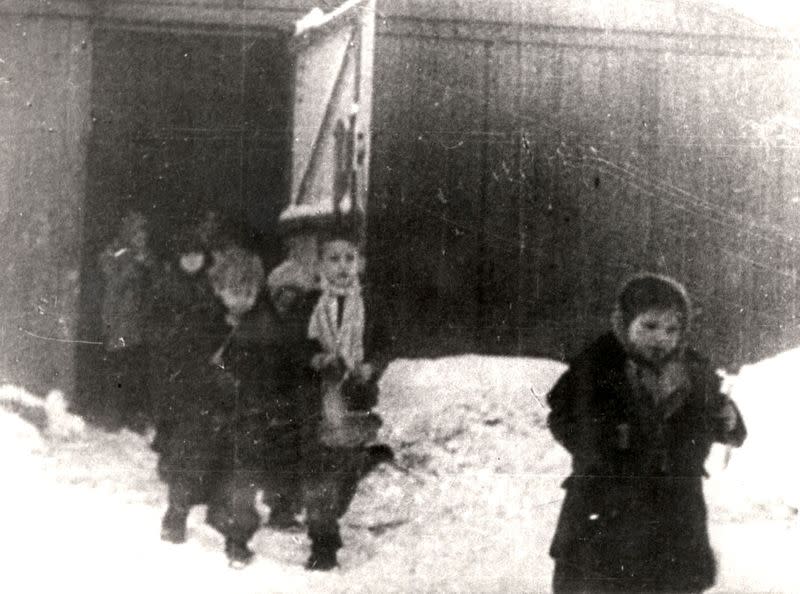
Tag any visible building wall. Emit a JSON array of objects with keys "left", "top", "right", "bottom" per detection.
[
  {"left": 0, "top": 7, "right": 93, "bottom": 394},
  {"left": 367, "top": 15, "right": 800, "bottom": 365},
  {"left": 1, "top": 0, "right": 797, "bottom": 399}
]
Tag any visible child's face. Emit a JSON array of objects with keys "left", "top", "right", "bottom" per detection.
[
  {"left": 219, "top": 285, "right": 259, "bottom": 316},
  {"left": 320, "top": 239, "right": 359, "bottom": 290},
  {"left": 626, "top": 308, "right": 682, "bottom": 364}
]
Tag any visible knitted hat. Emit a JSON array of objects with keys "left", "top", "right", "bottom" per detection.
[
  {"left": 266, "top": 258, "right": 317, "bottom": 299},
  {"left": 614, "top": 273, "right": 691, "bottom": 330}
]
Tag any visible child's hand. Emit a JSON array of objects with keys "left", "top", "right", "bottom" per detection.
[
  {"left": 354, "top": 362, "right": 375, "bottom": 383},
  {"left": 311, "top": 353, "right": 338, "bottom": 371}
]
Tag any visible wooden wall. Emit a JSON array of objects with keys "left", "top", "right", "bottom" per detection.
[
  {"left": 367, "top": 15, "right": 800, "bottom": 366},
  {"left": 0, "top": 8, "right": 92, "bottom": 394},
  {"left": 1, "top": 0, "right": 798, "bottom": 400}
]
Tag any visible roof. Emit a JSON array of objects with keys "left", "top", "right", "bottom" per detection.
[
  {"left": 376, "top": 0, "right": 776, "bottom": 38},
  {"left": 1, "top": 0, "right": 781, "bottom": 39}
]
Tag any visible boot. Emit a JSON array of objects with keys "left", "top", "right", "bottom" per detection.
[
  {"left": 305, "top": 545, "right": 338, "bottom": 571},
  {"left": 305, "top": 533, "right": 341, "bottom": 571},
  {"left": 361, "top": 443, "right": 395, "bottom": 478},
  {"left": 161, "top": 506, "right": 188, "bottom": 544},
  {"left": 225, "top": 538, "right": 254, "bottom": 569}
]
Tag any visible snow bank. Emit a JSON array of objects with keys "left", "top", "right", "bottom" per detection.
[
  {"left": 356, "top": 355, "right": 570, "bottom": 592},
  {"left": 2, "top": 349, "right": 798, "bottom": 593},
  {"left": 378, "top": 355, "right": 567, "bottom": 473},
  {"left": 0, "top": 383, "right": 85, "bottom": 440},
  {"left": 706, "top": 347, "right": 800, "bottom": 519}
]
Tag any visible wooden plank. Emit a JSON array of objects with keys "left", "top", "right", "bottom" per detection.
[{"left": 0, "top": 14, "right": 91, "bottom": 393}]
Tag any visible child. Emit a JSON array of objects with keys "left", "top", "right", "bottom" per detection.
[
  {"left": 148, "top": 216, "right": 241, "bottom": 549},
  {"left": 546, "top": 273, "right": 746, "bottom": 593},
  {"left": 218, "top": 257, "right": 318, "bottom": 543},
  {"left": 158, "top": 246, "right": 317, "bottom": 568},
  {"left": 98, "top": 210, "right": 154, "bottom": 432},
  {"left": 303, "top": 228, "right": 395, "bottom": 570}
]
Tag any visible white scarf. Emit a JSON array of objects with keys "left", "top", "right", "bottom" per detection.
[{"left": 308, "top": 278, "right": 365, "bottom": 371}]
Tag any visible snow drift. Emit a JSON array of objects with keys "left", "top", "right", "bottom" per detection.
[{"left": 1, "top": 350, "right": 798, "bottom": 593}]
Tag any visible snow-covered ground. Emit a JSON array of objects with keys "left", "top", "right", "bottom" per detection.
[{"left": 1, "top": 352, "right": 798, "bottom": 593}]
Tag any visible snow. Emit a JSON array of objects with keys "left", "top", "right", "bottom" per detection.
[
  {"left": 2, "top": 353, "right": 798, "bottom": 592},
  {"left": 279, "top": 203, "right": 333, "bottom": 223},
  {"left": 707, "top": 347, "right": 800, "bottom": 514}
]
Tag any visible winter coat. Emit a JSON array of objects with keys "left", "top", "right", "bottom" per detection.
[
  {"left": 147, "top": 258, "right": 238, "bottom": 490},
  {"left": 547, "top": 332, "right": 746, "bottom": 593},
  {"left": 221, "top": 290, "right": 319, "bottom": 471},
  {"left": 147, "top": 259, "right": 234, "bottom": 421}
]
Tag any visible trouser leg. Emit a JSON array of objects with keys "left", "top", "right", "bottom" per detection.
[
  {"left": 161, "top": 477, "right": 200, "bottom": 544},
  {"left": 264, "top": 469, "right": 303, "bottom": 529},
  {"left": 302, "top": 447, "right": 359, "bottom": 570},
  {"left": 206, "top": 470, "right": 261, "bottom": 567}
]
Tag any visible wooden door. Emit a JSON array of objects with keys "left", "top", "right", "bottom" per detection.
[{"left": 280, "top": 0, "right": 375, "bottom": 265}]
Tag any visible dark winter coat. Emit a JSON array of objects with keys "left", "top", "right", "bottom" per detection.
[
  {"left": 148, "top": 259, "right": 234, "bottom": 422},
  {"left": 547, "top": 332, "right": 746, "bottom": 593},
  {"left": 221, "top": 290, "right": 319, "bottom": 471},
  {"left": 147, "top": 258, "right": 237, "bottom": 492}
]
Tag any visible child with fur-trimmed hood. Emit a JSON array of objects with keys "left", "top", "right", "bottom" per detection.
[{"left": 546, "top": 273, "right": 746, "bottom": 593}]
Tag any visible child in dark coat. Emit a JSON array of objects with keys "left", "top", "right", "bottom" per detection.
[
  {"left": 148, "top": 220, "right": 240, "bottom": 549},
  {"left": 214, "top": 258, "right": 319, "bottom": 548},
  {"left": 546, "top": 273, "right": 746, "bottom": 593},
  {"left": 302, "top": 230, "right": 395, "bottom": 571},
  {"left": 217, "top": 246, "right": 393, "bottom": 570}
]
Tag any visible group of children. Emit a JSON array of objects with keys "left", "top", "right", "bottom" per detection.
[
  {"left": 100, "top": 208, "right": 749, "bottom": 589},
  {"left": 99, "top": 209, "right": 393, "bottom": 570}
]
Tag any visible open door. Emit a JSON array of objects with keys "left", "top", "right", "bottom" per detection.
[{"left": 280, "top": 0, "right": 375, "bottom": 265}]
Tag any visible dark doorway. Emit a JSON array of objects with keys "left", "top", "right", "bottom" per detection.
[{"left": 76, "top": 27, "right": 292, "bottom": 420}]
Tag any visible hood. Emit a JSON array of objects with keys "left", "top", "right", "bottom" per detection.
[{"left": 611, "top": 272, "right": 692, "bottom": 363}]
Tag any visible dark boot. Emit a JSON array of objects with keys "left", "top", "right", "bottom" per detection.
[
  {"left": 305, "top": 531, "right": 342, "bottom": 571},
  {"left": 161, "top": 506, "right": 188, "bottom": 544},
  {"left": 305, "top": 545, "right": 338, "bottom": 571},
  {"left": 225, "top": 538, "right": 254, "bottom": 569},
  {"left": 363, "top": 443, "right": 395, "bottom": 476}
]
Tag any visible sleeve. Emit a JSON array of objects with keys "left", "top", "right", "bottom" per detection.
[
  {"left": 546, "top": 347, "right": 618, "bottom": 472},
  {"left": 700, "top": 365, "right": 747, "bottom": 447},
  {"left": 546, "top": 363, "right": 584, "bottom": 456},
  {"left": 229, "top": 302, "right": 277, "bottom": 347}
]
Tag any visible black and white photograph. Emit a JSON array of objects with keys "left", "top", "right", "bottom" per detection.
[{"left": 0, "top": 0, "right": 798, "bottom": 592}]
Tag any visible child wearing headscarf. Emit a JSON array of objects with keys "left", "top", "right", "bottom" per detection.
[{"left": 546, "top": 273, "right": 746, "bottom": 593}]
